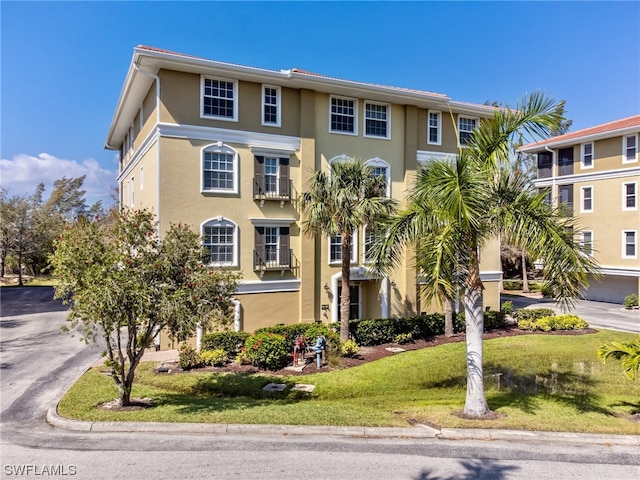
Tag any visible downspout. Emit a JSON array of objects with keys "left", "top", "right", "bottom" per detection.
[{"left": 231, "top": 298, "right": 242, "bottom": 332}]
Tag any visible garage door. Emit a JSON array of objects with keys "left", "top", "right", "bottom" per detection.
[{"left": 585, "top": 274, "right": 639, "bottom": 304}]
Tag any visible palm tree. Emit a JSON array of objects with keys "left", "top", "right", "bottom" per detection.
[
  {"left": 373, "top": 92, "right": 600, "bottom": 417},
  {"left": 597, "top": 336, "right": 640, "bottom": 381},
  {"left": 301, "top": 159, "right": 396, "bottom": 341}
]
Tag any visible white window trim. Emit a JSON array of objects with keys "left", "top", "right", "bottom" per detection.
[
  {"left": 622, "top": 230, "right": 637, "bottom": 259},
  {"left": 580, "top": 142, "right": 594, "bottom": 169},
  {"left": 363, "top": 100, "right": 391, "bottom": 140},
  {"left": 130, "top": 176, "right": 135, "bottom": 207},
  {"left": 623, "top": 134, "right": 638, "bottom": 164},
  {"left": 201, "top": 142, "right": 239, "bottom": 195},
  {"left": 329, "top": 231, "right": 358, "bottom": 265},
  {"left": 458, "top": 115, "right": 479, "bottom": 146},
  {"left": 362, "top": 224, "right": 385, "bottom": 264},
  {"left": 580, "top": 230, "right": 594, "bottom": 257},
  {"left": 200, "top": 75, "right": 238, "bottom": 122},
  {"left": 261, "top": 84, "right": 281, "bottom": 127},
  {"left": 364, "top": 157, "right": 391, "bottom": 197},
  {"left": 622, "top": 181, "right": 638, "bottom": 211},
  {"left": 580, "top": 185, "right": 594, "bottom": 213},
  {"left": 329, "top": 95, "right": 358, "bottom": 136},
  {"left": 427, "top": 110, "right": 442, "bottom": 146},
  {"left": 139, "top": 165, "right": 144, "bottom": 190},
  {"left": 202, "top": 216, "right": 239, "bottom": 267}
]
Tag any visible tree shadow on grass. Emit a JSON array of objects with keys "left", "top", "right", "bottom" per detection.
[{"left": 414, "top": 459, "right": 519, "bottom": 479}]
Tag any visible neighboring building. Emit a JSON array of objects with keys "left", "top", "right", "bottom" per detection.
[
  {"left": 521, "top": 115, "right": 640, "bottom": 304},
  {"left": 105, "top": 46, "right": 502, "bottom": 348}
]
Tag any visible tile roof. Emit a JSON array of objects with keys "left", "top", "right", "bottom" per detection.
[{"left": 522, "top": 114, "right": 640, "bottom": 150}]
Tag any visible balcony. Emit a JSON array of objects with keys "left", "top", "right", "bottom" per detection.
[
  {"left": 253, "top": 248, "right": 296, "bottom": 276},
  {"left": 253, "top": 176, "right": 293, "bottom": 207}
]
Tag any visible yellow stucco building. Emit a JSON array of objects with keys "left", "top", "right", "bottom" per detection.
[
  {"left": 105, "top": 46, "right": 502, "bottom": 347},
  {"left": 522, "top": 115, "right": 640, "bottom": 303}
]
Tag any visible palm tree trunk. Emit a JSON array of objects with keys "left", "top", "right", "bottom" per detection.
[
  {"left": 444, "top": 297, "right": 454, "bottom": 337},
  {"left": 463, "top": 255, "right": 490, "bottom": 417},
  {"left": 521, "top": 249, "right": 529, "bottom": 293},
  {"left": 339, "top": 234, "right": 351, "bottom": 341}
]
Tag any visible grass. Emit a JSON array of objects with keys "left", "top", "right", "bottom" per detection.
[
  {"left": 58, "top": 330, "right": 640, "bottom": 434},
  {"left": 0, "top": 275, "right": 57, "bottom": 287}
]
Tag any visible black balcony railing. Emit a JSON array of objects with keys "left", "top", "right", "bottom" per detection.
[
  {"left": 253, "top": 176, "right": 293, "bottom": 201},
  {"left": 253, "top": 248, "right": 294, "bottom": 271}
]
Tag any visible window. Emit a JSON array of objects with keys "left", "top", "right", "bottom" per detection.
[
  {"left": 558, "top": 147, "right": 574, "bottom": 176},
  {"left": 139, "top": 166, "right": 144, "bottom": 190},
  {"left": 262, "top": 85, "right": 281, "bottom": 127},
  {"left": 254, "top": 226, "right": 291, "bottom": 270},
  {"left": 623, "top": 230, "right": 637, "bottom": 258},
  {"left": 364, "top": 102, "right": 389, "bottom": 138},
  {"left": 537, "top": 152, "right": 553, "bottom": 179},
  {"left": 428, "top": 110, "right": 441, "bottom": 145},
  {"left": 623, "top": 134, "right": 638, "bottom": 163},
  {"left": 330, "top": 96, "right": 357, "bottom": 134},
  {"left": 329, "top": 233, "right": 356, "bottom": 264},
  {"left": 623, "top": 182, "right": 637, "bottom": 210},
  {"left": 580, "top": 231, "right": 593, "bottom": 256},
  {"left": 363, "top": 226, "right": 384, "bottom": 263},
  {"left": 558, "top": 184, "right": 574, "bottom": 216},
  {"left": 365, "top": 158, "right": 391, "bottom": 197},
  {"left": 253, "top": 155, "right": 291, "bottom": 200},
  {"left": 581, "top": 142, "right": 593, "bottom": 169},
  {"left": 580, "top": 186, "right": 593, "bottom": 212},
  {"left": 458, "top": 116, "right": 478, "bottom": 145},
  {"left": 202, "top": 143, "right": 238, "bottom": 194},
  {"left": 202, "top": 77, "right": 237, "bottom": 120},
  {"left": 203, "top": 218, "right": 237, "bottom": 266}
]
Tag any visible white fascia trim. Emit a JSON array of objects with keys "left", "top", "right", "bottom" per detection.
[
  {"left": 598, "top": 266, "right": 640, "bottom": 277},
  {"left": 533, "top": 166, "right": 640, "bottom": 188},
  {"left": 249, "top": 145, "right": 297, "bottom": 157},
  {"left": 249, "top": 217, "right": 296, "bottom": 227},
  {"left": 417, "top": 150, "right": 458, "bottom": 165},
  {"left": 521, "top": 127, "right": 640, "bottom": 153},
  {"left": 480, "top": 271, "right": 503, "bottom": 282},
  {"left": 157, "top": 122, "right": 301, "bottom": 152},
  {"left": 117, "top": 128, "right": 159, "bottom": 182},
  {"left": 236, "top": 279, "right": 301, "bottom": 294}
]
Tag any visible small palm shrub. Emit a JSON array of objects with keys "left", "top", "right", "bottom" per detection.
[
  {"left": 200, "top": 349, "right": 228, "bottom": 366},
  {"left": 624, "top": 294, "right": 639, "bottom": 309},
  {"left": 178, "top": 344, "right": 204, "bottom": 370},
  {"left": 244, "top": 332, "right": 288, "bottom": 370}
]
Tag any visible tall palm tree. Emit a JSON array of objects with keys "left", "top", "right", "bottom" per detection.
[
  {"left": 301, "top": 159, "right": 397, "bottom": 340},
  {"left": 373, "top": 92, "right": 600, "bottom": 417}
]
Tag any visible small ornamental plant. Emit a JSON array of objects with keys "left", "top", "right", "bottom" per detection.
[
  {"left": 244, "top": 332, "right": 288, "bottom": 370},
  {"left": 200, "top": 349, "right": 228, "bottom": 367},
  {"left": 340, "top": 339, "right": 360, "bottom": 357}
]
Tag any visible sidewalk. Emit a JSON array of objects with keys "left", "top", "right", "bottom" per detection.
[{"left": 56, "top": 347, "right": 640, "bottom": 447}]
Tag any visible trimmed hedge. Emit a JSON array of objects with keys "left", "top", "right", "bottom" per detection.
[
  {"left": 244, "top": 332, "right": 288, "bottom": 370},
  {"left": 201, "top": 331, "right": 250, "bottom": 357},
  {"left": 518, "top": 314, "right": 588, "bottom": 332},
  {"left": 255, "top": 323, "right": 339, "bottom": 352},
  {"left": 512, "top": 308, "right": 556, "bottom": 321}
]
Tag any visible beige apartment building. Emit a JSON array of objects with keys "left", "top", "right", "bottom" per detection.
[
  {"left": 105, "top": 45, "right": 502, "bottom": 347},
  {"left": 521, "top": 115, "right": 640, "bottom": 304}
]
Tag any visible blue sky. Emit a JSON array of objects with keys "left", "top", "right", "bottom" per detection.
[{"left": 2, "top": 1, "right": 639, "bottom": 205}]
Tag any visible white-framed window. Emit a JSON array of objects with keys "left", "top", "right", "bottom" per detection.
[
  {"left": 202, "top": 217, "right": 238, "bottom": 267},
  {"left": 623, "top": 134, "right": 638, "bottom": 163},
  {"left": 201, "top": 76, "right": 237, "bottom": 121},
  {"left": 580, "top": 230, "right": 594, "bottom": 256},
  {"left": 264, "top": 157, "right": 279, "bottom": 194},
  {"left": 363, "top": 225, "right": 384, "bottom": 263},
  {"left": 364, "top": 157, "right": 391, "bottom": 197},
  {"left": 139, "top": 166, "right": 144, "bottom": 190},
  {"left": 458, "top": 116, "right": 478, "bottom": 146},
  {"left": 580, "top": 186, "right": 593, "bottom": 212},
  {"left": 581, "top": 142, "right": 594, "bottom": 169},
  {"left": 622, "top": 230, "right": 637, "bottom": 258},
  {"left": 202, "top": 143, "right": 238, "bottom": 194},
  {"left": 364, "top": 101, "right": 390, "bottom": 139},
  {"left": 329, "top": 95, "right": 357, "bottom": 135},
  {"left": 427, "top": 110, "right": 441, "bottom": 145},
  {"left": 329, "top": 232, "right": 357, "bottom": 264},
  {"left": 623, "top": 181, "right": 637, "bottom": 211},
  {"left": 130, "top": 176, "right": 135, "bottom": 206},
  {"left": 262, "top": 85, "right": 281, "bottom": 127}
]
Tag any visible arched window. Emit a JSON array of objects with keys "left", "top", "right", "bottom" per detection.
[
  {"left": 202, "top": 217, "right": 238, "bottom": 267},
  {"left": 201, "top": 142, "right": 239, "bottom": 194},
  {"left": 365, "top": 157, "right": 391, "bottom": 197}
]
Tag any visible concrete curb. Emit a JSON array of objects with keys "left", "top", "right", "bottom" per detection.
[{"left": 47, "top": 406, "right": 639, "bottom": 445}]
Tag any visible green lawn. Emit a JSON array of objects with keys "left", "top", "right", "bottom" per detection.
[{"left": 59, "top": 330, "right": 640, "bottom": 434}]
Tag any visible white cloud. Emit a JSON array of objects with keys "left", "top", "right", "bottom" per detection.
[{"left": 0, "top": 153, "right": 117, "bottom": 205}]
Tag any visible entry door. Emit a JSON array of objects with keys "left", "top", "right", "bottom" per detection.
[{"left": 338, "top": 285, "right": 361, "bottom": 320}]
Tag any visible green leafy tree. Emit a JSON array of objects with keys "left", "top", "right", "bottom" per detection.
[
  {"left": 597, "top": 336, "right": 640, "bottom": 381},
  {"left": 373, "top": 92, "right": 600, "bottom": 418},
  {"left": 50, "top": 209, "right": 241, "bottom": 406},
  {"left": 300, "top": 159, "right": 396, "bottom": 340}
]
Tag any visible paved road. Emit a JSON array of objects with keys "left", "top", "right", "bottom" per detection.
[{"left": 1, "top": 287, "right": 639, "bottom": 479}]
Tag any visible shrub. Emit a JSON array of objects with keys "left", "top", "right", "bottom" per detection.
[
  {"left": 513, "top": 308, "right": 556, "bottom": 321},
  {"left": 255, "top": 323, "right": 338, "bottom": 353},
  {"left": 200, "top": 349, "right": 228, "bottom": 366},
  {"left": 394, "top": 332, "right": 413, "bottom": 344},
  {"left": 518, "top": 314, "right": 588, "bottom": 331},
  {"left": 502, "top": 280, "right": 523, "bottom": 291},
  {"left": 540, "top": 283, "right": 555, "bottom": 298},
  {"left": 624, "top": 294, "right": 639, "bottom": 309},
  {"left": 244, "top": 332, "right": 288, "bottom": 370},
  {"left": 178, "top": 344, "right": 204, "bottom": 370},
  {"left": 201, "top": 331, "right": 250, "bottom": 357},
  {"left": 500, "top": 300, "right": 513, "bottom": 315},
  {"left": 340, "top": 339, "right": 360, "bottom": 357},
  {"left": 350, "top": 318, "right": 399, "bottom": 346},
  {"left": 483, "top": 311, "right": 507, "bottom": 330}
]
